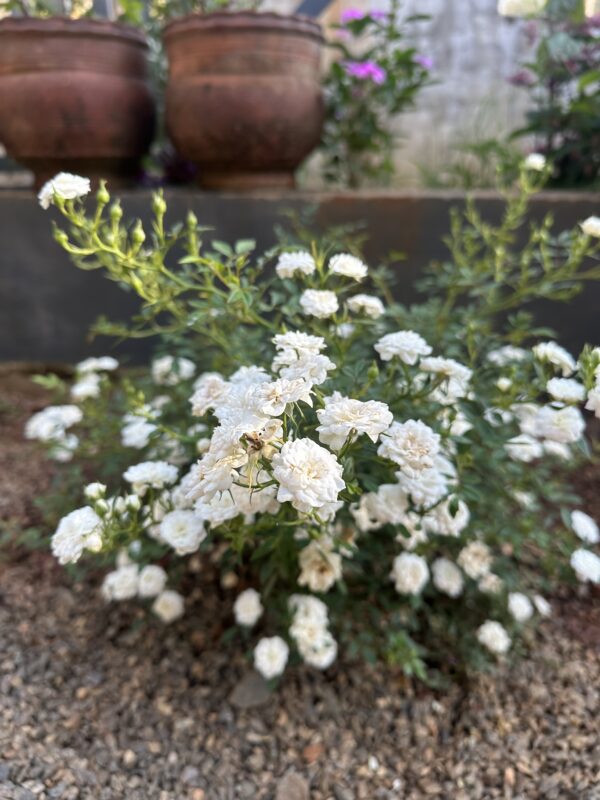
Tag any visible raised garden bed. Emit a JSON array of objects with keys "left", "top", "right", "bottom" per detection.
[{"left": 1, "top": 189, "right": 599, "bottom": 363}]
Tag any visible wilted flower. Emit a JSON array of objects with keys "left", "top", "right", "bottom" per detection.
[{"left": 298, "top": 538, "right": 343, "bottom": 593}]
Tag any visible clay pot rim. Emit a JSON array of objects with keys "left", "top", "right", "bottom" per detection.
[
  {"left": 163, "top": 11, "right": 324, "bottom": 43},
  {"left": 0, "top": 16, "right": 148, "bottom": 46}
]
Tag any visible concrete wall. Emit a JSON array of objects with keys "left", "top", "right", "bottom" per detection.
[{"left": 1, "top": 189, "right": 599, "bottom": 365}]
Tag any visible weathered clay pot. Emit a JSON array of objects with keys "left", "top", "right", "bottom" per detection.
[
  {"left": 163, "top": 12, "right": 324, "bottom": 190},
  {"left": 0, "top": 17, "right": 155, "bottom": 188}
]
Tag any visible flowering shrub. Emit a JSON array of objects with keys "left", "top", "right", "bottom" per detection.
[
  {"left": 320, "top": 1, "right": 431, "bottom": 188},
  {"left": 500, "top": 0, "right": 600, "bottom": 187},
  {"left": 27, "top": 165, "right": 600, "bottom": 682}
]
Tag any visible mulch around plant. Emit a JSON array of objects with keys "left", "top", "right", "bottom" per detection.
[{"left": 0, "top": 369, "right": 598, "bottom": 800}]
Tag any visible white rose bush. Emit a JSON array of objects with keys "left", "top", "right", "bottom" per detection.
[{"left": 26, "top": 166, "right": 600, "bottom": 682}]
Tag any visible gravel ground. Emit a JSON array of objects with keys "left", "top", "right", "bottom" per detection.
[
  {"left": 0, "top": 369, "right": 599, "bottom": 800},
  {"left": 0, "top": 556, "right": 598, "bottom": 800}
]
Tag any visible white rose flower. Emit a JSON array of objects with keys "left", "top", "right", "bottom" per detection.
[
  {"left": 272, "top": 439, "right": 345, "bottom": 514},
  {"left": 396, "top": 460, "right": 449, "bottom": 509},
  {"left": 581, "top": 216, "right": 600, "bottom": 238},
  {"left": 532, "top": 341, "right": 576, "bottom": 376},
  {"left": 533, "top": 595, "right": 552, "bottom": 617},
  {"left": 121, "top": 417, "right": 157, "bottom": 449},
  {"left": 390, "top": 552, "right": 429, "bottom": 595},
  {"left": 347, "top": 294, "right": 384, "bottom": 318},
  {"left": 190, "top": 372, "right": 227, "bottom": 416},
  {"left": 51, "top": 507, "right": 103, "bottom": 565},
  {"left": 123, "top": 461, "right": 178, "bottom": 495},
  {"left": 297, "top": 630, "right": 338, "bottom": 670},
  {"left": 299, "top": 289, "right": 339, "bottom": 319},
  {"left": 233, "top": 588, "right": 264, "bottom": 627},
  {"left": 316, "top": 392, "right": 392, "bottom": 451},
  {"left": 276, "top": 251, "right": 316, "bottom": 279},
  {"left": 278, "top": 353, "right": 336, "bottom": 387},
  {"left": 571, "top": 548, "right": 600, "bottom": 583},
  {"left": 546, "top": 377, "right": 585, "bottom": 403},
  {"left": 329, "top": 253, "right": 368, "bottom": 281},
  {"left": 24, "top": 404, "right": 83, "bottom": 443},
  {"left": 497, "top": 0, "right": 546, "bottom": 16},
  {"left": 524, "top": 153, "right": 546, "bottom": 171},
  {"left": 152, "top": 590, "right": 185, "bottom": 623},
  {"left": 496, "top": 377, "right": 512, "bottom": 392},
  {"left": 457, "top": 541, "right": 492, "bottom": 579},
  {"left": 571, "top": 510, "right": 600, "bottom": 545},
  {"left": 336, "top": 322, "right": 356, "bottom": 339},
  {"left": 152, "top": 355, "right": 195, "bottom": 386},
  {"left": 38, "top": 172, "right": 91, "bottom": 209},
  {"left": 257, "top": 378, "right": 313, "bottom": 416},
  {"left": 478, "top": 573, "right": 503, "bottom": 594},
  {"left": 254, "top": 636, "right": 289, "bottom": 680},
  {"left": 585, "top": 385, "right": 600, "bottom": 418},
  {"left": 508, "top": 592, "right": 534, "bottom": 623},
  {"left": 477, "top": 620, "right": 511, "bottom": 654},
  {"left": 159, "top": 510, "right": 206, "bottom": 554},
  {"left": 101, "top": 565, "right": 139, "bottom": 601},
  {"left": 423, "top": 497, "right": 470, "bottom": 538},
  {"left": 536, "top": 406, "right": 585, "bottom": 444},
  {"left": 374, "top": 330, "right": 432, "bottom": 364},
  {"left": 420, "top": 357, "right": 472, "bottom": 394},
  {"left": 543, "top": 440, "right": 571, "bottom": 460},
  {"left": 272, "top": 330, "right": 326, "bottom": 358},
  {"left": 298, "top": 538, "right": 343, "bottom": 593},
  {"left": 84, "top": 482, "right": 107, "bottom": 501},
  {"left": 70, "top": 373, "right": 102, "bottom": 402},
  {"left": 75, "top": 356, "right": 119, "bottom": 374},
  {"left": 505, "top": 435, "right": 543, "bottom": 463},
  {"left": 138, "top": 565, "right": 168, "bottom": 598},
  {"left": 378, "top": 419, "right": 441, "bottom": 477},
  {"left": 487, "top": 345, "right": 527, "bottom": 366},
  {"left": 289, "top": 594, "right": 329, "bottom": 625},
  {"left": 432, "top": 558, "right": 464, "bottom": 597}
]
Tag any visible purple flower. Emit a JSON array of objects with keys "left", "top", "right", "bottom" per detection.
[
  {"left": 344, "top": 60, "right": 387, "bottom": 85},
  {"left": 507, "top": 69, "right": 536, "bottom": 87},
  {"left": 371, "top": 11, "right": 387, "bottom": 20},
  {"left": 414, "top": 54, "right": 433, "bottom": 70},
  {"left": 341, "top": 8, "right": 364, "bottom": 23}
]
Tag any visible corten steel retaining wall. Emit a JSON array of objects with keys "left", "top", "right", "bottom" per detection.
[{"left": 0, "top": 189, "right": 599, "bottom": 364}]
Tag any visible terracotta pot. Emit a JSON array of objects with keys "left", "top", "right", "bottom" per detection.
[
  {"left": 163, "top": 12, "right": 324, "bottom": 190},
  {"left": 0, "top": 17, "right": 155, "bottom": 189}
]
